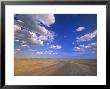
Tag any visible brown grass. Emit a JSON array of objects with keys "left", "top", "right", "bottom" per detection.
[
  {"left": 14, "top": 58, "right": 59, "bottom": 75},
  {"left": 14, "top": 58, "right": 97, "bottom": 75}
]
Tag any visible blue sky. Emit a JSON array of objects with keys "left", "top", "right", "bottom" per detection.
[{"left": 14, "top": 14, "right": 97, "bottom": 59}]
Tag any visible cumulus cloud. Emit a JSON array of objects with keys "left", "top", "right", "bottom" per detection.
[
  {"left": 14, "top": 25, "right": 21, "bottom": 31},
  {"left": 39, "top": 35, "right": 47, "bottom": 41},
  {"left": 73, "top": 42, "right": 97, "bottom": 52},
  {"left": 49, "top": 45, "right": 62, "bottom": 49},
  {"left": 14, "top": 14, "right": 56, "bottom": 47},
  {"left": 38, "top": 31, "right": 55, "bottom": 41},
  {"left": 14, "top": 14, "right": 55, "bottom": 35},
  {"left": 89, "top": 43, "right": 97, "bottom": 46},
  {"left": 15, "top": 40, "right": 19, "bottom": 42},
  {"left": 21, "top": 44, "right": 30, "bottom": 48},
  {"left": 21, "top": 41, "right": 27, "bottom": 44},
  {"left": 35, "top": 14, "right": 55, "bottom": 27},
  {"left": 28, "top": 49, "right": 36, "bottom": 52},
  {"left": 74, "top": 47, "right": 81, "bottom": 51},
  {"left": 76, "top": 30, "right": 97, "bottom": 42},
  {"left": 45, "top": 31, "right": 55, "bottom": 41},
  {"left": 76, "top": 27, "right": 85, "bottom": 31},
  {"left": 79, "top": 45, "right": 84, "bottom": 47},
  {"left": 31, "top": 37, "right": 43, "bottom": 45},
  {"left": 36, "top": 51, "right": 43, "bottom": 55},
  {"left": 14, "top": 27, "right": 31, "bottom": 40},
  {"left": 15, "top": 49, "right": 21, "bottom": 51},
  {"left": 29, "top": 31, "right": 43, "bottom": 45},
  {"left": 17, "top": 19, "right": 24, "bottom": 23},
  {"left": 36, "top": 50, "right": 58, "bottom": 55}
]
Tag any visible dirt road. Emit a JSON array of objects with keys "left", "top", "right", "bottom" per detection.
[{"left": 16, "top": 61, "right": 97, "bottom": 76}]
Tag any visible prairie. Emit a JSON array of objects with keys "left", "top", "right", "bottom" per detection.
[{"left": 14, "top": 58, "right": 97, "bottom": 76}]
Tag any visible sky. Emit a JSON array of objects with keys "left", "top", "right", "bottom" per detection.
[{"left": 14, "top": 14, "right": 97, "bottom": 59}]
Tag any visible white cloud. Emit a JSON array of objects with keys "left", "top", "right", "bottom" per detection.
[
  {"left": 76, "top": 27, "right": 85, "bottom": 31},
  {"left": 84, "top": 45, "right": 92, "bottom": 49},
  {"left": 73, "top": 47, "right": 81, "bottom": 51},
  {"left": 74, "top": 47, "right": 81, "bottom": 51},
  {"left": 21, "top": 41, "right": 27, "bottom": 44},
  {"left": 21, "top": 44, "right": 30, "bottom": 48},
  {"left": 35, "top": 14, "right": 55, "bottom": 27},
  {"left": 35, "top": 25, "right": 48, "bottom": 35},
  {"left": 14, "top": 25, "right": 21, "bottom": 32},
  {"left": 73, "top": 42, "right": 97, "bottom": 52},
  {"left": 34, "top": 30, "right": 55, "bottom": 42},
  {"left": 49, "top": 45, "right": 62, "bottom": 49},
  {"left": 15, "top": 40, "right": 19, "bottom": 42},
  {"left": 38, "top": 31, "right": 55, "bottom": 41},
  {"left": 31, "top": 37, "right": 43, "bottom": 46},
  {"left": 36, "top": 51, "right": 43, "bottom": 55},
  {"left": 76, "top": 30, "right": 97, "bottom": 42},
  {"left": 36, "top": 50, "right": 58, "bottom": 55},
  {"left": 16, "top": 49, "right": 20, "bottom": 51},
  {"left": 15, "top": 19, "right": 48, "bottom": 35},
  {"left": 39, "top": 35, "right": 47, "bottom": 41},
  {"left": 14, "top": 14, "right": 55, "bottom": 35},
  {"left": 14, "top": 14, "right": 56, "bottom": 47},
  {"left": 14, "top": 26, "right": 31, "bottom": 40},
  {"left": 46, "top": 31, "right": 55, "bottom": 41},
  {"left": 79, "top": 45, "right": 84, "bottom": 47},
  {"left": 28, "top": 49, "right": 36, "bottom": 52},
  {"left": 17, "top": 20, "right": 24, "bottom": 23},
  {"left": 89, "top": 43, "right": 97, "bottom": 46}
]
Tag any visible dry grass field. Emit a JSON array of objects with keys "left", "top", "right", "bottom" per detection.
[{"left": 14, "top": 58, "right": 97, "bottom": 76}]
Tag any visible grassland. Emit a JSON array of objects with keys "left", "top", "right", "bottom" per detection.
[{"left": 14, "top": 58, "right": 97, "bottom": 76}]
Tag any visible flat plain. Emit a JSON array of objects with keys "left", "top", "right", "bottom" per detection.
[{"left": 14, "top": 58, "right": 97, "bottom": 76}]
